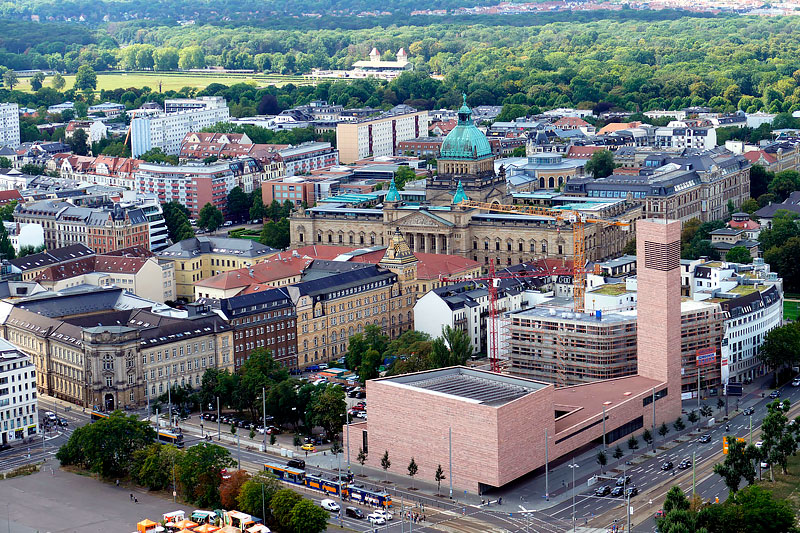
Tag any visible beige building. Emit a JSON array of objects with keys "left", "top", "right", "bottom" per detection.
[
  {"left": 157, "top": 237, "right": 280, "bottom": 302},
  {"left": 0, "top": 289, "right": 233, "bottom": 410},
  {"left": 34, "top": 255, "right": 176, "bottom": 303},
  {"left": 288, "top": 232, "right": 417, "bottom": 367},
  {"left": 295, "top": 102, "right": 638, "bottom": 268},
  {"left": 336, "top": 105, "right": 429, "bottom": 164},
  {"left": 194, "top": 254, "right": 311, "bottom": 300}
]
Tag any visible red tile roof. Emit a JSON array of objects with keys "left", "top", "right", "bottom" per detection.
[
  {"left": 0, "top": 190, "right": 23, "bottom": 205},
  {"left": 742, "top": 150, "right": 777, "bottom": 165},
  {"left": 566, "top": 145, "right": 605, "bottom": 158},
  {"left": 34, "top": 254, "right": 153, "bottom": 282},
  {"left": 195, "top": 255, "right": 313, "bottom": 290},
  {"left": 729, "top": 219, "right": 760, "bottom": 231},
  {"left": 554, "top": 117, "right": 589, "bottom": 128}
]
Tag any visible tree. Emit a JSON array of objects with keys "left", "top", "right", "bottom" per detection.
[
  {"left": 713, "top": 437, "right": 758, "bottom": 494},
  {"left": 674, "top": 416, "right": 686, "bottom": 432},
  {"left": 394, "top": 165, "right": 418, "bottom": 189},
  {"left": 612, "top": 445, "right": 624, "bottom": 460},
  {"left": 2, "top": 70, "right": 17, "bottom": 91},
  {"left": 627, "top": 435, "right": 639, "bottom": 451},
  {"left": 198, "top": 202, "right": 224, "bottom": 232},
  {"left": 250, "top": 192, "right": 266, "bottom": 221},
  {"left": 430, "top": 325, "right": 473, "bottom": 369},
  {"left": 305, "top": 384, "right": 346, "bottom": 441},
  {"left": 178, "top": 442, "right": 235, "bottom": 508},
  {"left": 761, "top": 400, "right": 797, "bottom": 475},
  {"left": 700, "top": 404, "right": 713, "bottom": 418},
  {"left": 56, "top": 410, "right": 155, "bottom": 478},
  {"left": 259, "top": 218, "right": 290, "bottom": 249},
  {"left": 759, "top": 323, "right": 800, "bottom": 377},
  {"left": 237, "top": 472, "right": 281, "bottom": 518},
  {"left": 68, "top": 128, "right": 89, "bottom": 156},
  {"left": 741, "top": 198, "right": 760, "bottom": 214},
  {"left": 584, "top": 149, "right": 615, "bottom": 179},
  {"left": 435, "top": 464, "right": 446, "bottom": 496},
  {"left": 663, "top": 485, "right": 690, "bottom": 514},
  {"left": 51, "top": 72, "right": 66, "bottom": 90},
  {"left": 257, "top": 94, "right": 280, "bottom": 115},
  {"left": 407, "top": 457, "right": 418, "bottom": 490},
  {"left": 270, "top": 489, "right": 302, "bottom": 527},
  {"left": 74, "top": 65, "right": 97, "bottom": 92},
  {"left": 139, "top": 148, "right": 179, "bottom": 165},
  {"left": 768, "top": 170, "right": 800, "bottom": 202},
  {"left": 220, "top": 470, "right": 250, "bottom": 509},
  {"left": 725, "top": 246, "right": 753, "bottom": 264},
  {"left": 642, "top": 428, "right": 653, "bottom": 446},
  {"left": 20, "top": 163, "right": 44, "bottom": 176},
  {"left": 226, "top": 186, "right": 250, "bottom": 222},
  {"left": 381, "top": 450, "right": 391, "bottom": 482},
  {"left": 687, "top": 410, "right": 699, "bottom": 425},
  {"left": 764, "top": 236, "right": 800, "bottom": 294},
  {"left": 717, "top": 398, "right": 725, "bottom": 410},
  {"left": 288, "top": 498, "right": 329, "bottom": 533},
  {"left": 658, "top": 422, "right": 669, "bottom": 440},
  {"left": 30, "top": 72, "right": 45, "bottom": 91},
  {"left": 357, "top": 447, "right": 368, "bottom": 476},
  {"left": 622, "top": 238, "right": 636, "bottom": 255},
  {"left": 0, "top": 157, "right": 10, "bottom": 169},
  {"left": 596, "top": 450, "right": 607, "bottom": 473},
  {"left": 270, "top": 433, "right": 276, "bottom": 445},
  {"left": 0, "top": 224, "right": 15, "bottom": 261},
  {"left": 131, "top": 443, "right": 182, "bottom": 491}
]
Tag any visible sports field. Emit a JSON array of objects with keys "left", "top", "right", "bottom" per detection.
[{"left": 17, "top": 71, "right": 316, "bottom": 93}]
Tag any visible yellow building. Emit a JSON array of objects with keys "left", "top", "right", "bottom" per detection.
[{"left": 157, "top": 236, "right": 280, "bottom": 302}]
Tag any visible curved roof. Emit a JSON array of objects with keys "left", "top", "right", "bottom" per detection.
[{"left": 439, "top": 96, "right": 492, "bottom": 161}]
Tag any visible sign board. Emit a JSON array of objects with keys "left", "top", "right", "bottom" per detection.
[
  {"left": 727, "top": 383, "right": 743, "bottom": 397},
  {"left": 587, "top": 475, "right": 599, "bottom": 487},
  {"left": 723, "top": 436, "right": 746, "bottom": 454},
  {"left": 696, "top": 348, "right": 717, "bottom": 366}
]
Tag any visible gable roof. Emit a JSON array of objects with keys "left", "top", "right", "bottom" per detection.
[{"left": 10, "top": 244, "right": 95, "bottom": 271}]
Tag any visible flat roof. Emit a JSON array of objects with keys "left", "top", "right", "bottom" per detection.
[
  {"left": 377, "top": 366, "right": 547, "bottom": 407},
  {"left": 512, "top": 306, "right": 634, "bottom": 324}
]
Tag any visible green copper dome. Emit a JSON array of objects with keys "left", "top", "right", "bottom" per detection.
[
  {"left": 385, "top": 177, "right": 400, "bottom": 202},
  {"left": 439, "top": 95, "right": 493, "bottom": 161},
  {"left": 451, "top": 180, "right": 469, "bottom": 205}
]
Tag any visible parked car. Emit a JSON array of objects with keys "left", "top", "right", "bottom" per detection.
[
  {"left": 301, "top": 443, "right": 316, "bottom": 452},
  {"left": 678, "top": 459, "right": 692, "bottom": 470},
  {"left": 615, "top": 475, "right": 631, "bottom": 486},
  {"left": 594, "top": 485, "right": 611, "bottom": 497},
  {"left": 661, "top": 461, "right": 674, "bottom": 471},
  {"left": 320, "top": 499, "right": 339, "bottom": 512},
  {"left": 346, "top": 507, "right": 364, "bottom": 519},
  {"left": 699, "top": 434, "right": 711, "bottom": 443}
]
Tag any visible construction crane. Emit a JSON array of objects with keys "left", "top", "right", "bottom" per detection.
[
  {"left": 458, "top": 199, "right": 631, "bottom": 313},
  {"left": 439, "top": 262, "right": 560, "bottom": 373}
]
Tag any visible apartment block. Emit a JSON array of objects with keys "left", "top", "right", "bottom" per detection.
[
  {"left": 0, "top": 103, "right": 20, "bottom": 149},
  {"left": 336, "top": 106, "right": 429, "bottom": 163},
  {"left": 0, "top": 338, "right": 39, "bottom": 445},
  {"left": 278, "top": 142, "right": 339, "bottom": 176},
  {"left": 131, "top": 99, "right": 230, "bottom": 157},
  {"left": 165, "top": 97, "right": 227, "bottom": 114}
]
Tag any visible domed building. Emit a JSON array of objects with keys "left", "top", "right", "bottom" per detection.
[{"left": 426, "top": 97, "right": 509, "bottom": 206}]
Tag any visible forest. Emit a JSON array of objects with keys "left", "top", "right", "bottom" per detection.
[{"left": 4, "top": 15, "right": 800, "bottom": 118}]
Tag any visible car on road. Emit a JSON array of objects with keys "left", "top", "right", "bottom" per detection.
[
  {"left": 755, "top": 441, "right": 763, "bottom": 448},
  {"left": 699, "top": 434, "right": 711, "bottom": 443},
  {"left": 655, "top": 509, "right": 665, "bottom": 518},
  {"left": 45, "top": 411, "right": 57, "bottom": 422},
  {"left": 625, "top": 486, "right": 639, "bottom": 497},
  {"left": 769, "top": 390, "right": 781, "bottom": 399},
  {"left": 615, "top": 475, "right": 631, "bottom": 486},
  {"left": 345, "top": 507, "right": 364, "bottom": 519},
  {"left": 320, "top": 499, "right": 340, "bottom": 512},
  {"left": 223, "top": 221, "right": 233, "bottom": 227},
  {"left": 594, "top": 485, "right": 611, "bottom": 496},
  {"left": 367, "top": 513, "right": 386, "bottom": 525},
  {"left": 792, "top": 378, "right": 800, "bottom": 387},
  {"left": 372, "top": 509, "right": 393, "bottom": 521},
  {"left": 287, "top": 458, "right": 305, "bottom": 469},
  {"left": 678, "top": 459, "right": 692, "bottom": 470},
  {"left": 742, "top": 407, "right": 755, "bottom": 416},
  {"left": 661, "top": 461, "right": 674, "bottom": 471},
  {"left": 610, "top": 486, "right": 625, "bottom": 497},
  {"left": 58, "top": 417, "right": 68, "bottom": 427},
  {"left": 301, "top": 443, "right": 316, "bottom": 452}
]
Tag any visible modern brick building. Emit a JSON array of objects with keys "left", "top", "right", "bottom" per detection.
[{"left": 352, "top": 219, "right": 683, "bottom": 493}]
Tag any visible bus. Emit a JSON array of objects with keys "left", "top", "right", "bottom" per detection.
[
  {"left": 90, "top": 410, "right": 109, "bottom": 422},
  {"left": 157, "top": 430, "right": 184, "bottom": 448}
]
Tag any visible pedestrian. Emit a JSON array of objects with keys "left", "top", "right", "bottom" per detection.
[
  {"left": 115, "top": 479, "right": 119, "bottom": 487},
  {"left": 422, "top": 514, "right": 426, "bottom": 522},
  {"left": 130, "top": 493, "right": 133, "bottom": 501},
  {"left": 498, "top": 497, "right": 502, "bottom": 505},
  {"left": 134, "top": 497, "right": 138, "bottom": 504}
]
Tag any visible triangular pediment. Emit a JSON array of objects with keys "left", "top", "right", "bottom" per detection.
[{"left": 397, "top": 210, "right": 454, "bottom": 228}]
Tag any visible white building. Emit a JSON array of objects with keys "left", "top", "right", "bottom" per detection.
[
  {"left": 3, "top": 222, "right": 44, "bottom": 255},
  {"left": 0, "top": 103, "right": 20, "bottom": 149},
  {"left": 119, "top": 191, "right": 170, "bottom": 251},
  {"left": 131, "top": 100, "right": 230, "bottom": 157},
  {"left": 414, "top": 277, "right": 550, "bottom": 354},
  {"left": 687, "top": 257, "right": 783, "bottom": 384},
  {"left": 745, "top": 112, "right": 776, "bottom": 129},
  {"left": 654, "top": 124, "right": 717, "bottom": 150},
  {"left": 164, "top": 96, "right": 227, "bottom": 114},
  {"left": 0, "top": 337, "right": 39, "bottom": 445},
  {"left": 644, "top": 110, "right": 687, "bottom": 121}
]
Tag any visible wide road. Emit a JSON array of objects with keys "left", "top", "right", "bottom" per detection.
[{"left": 530, "top": 382, "right": 800, "bottom": 532}]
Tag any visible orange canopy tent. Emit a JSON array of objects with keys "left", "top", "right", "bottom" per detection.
[
  {"left": 174, "top": 520, "right": 199, "bottom": 530},
  {"left": 194, "top": 525, "right": 220, "bottom": 533},
  {"left": 137, "top": 519, "right": 159, "bottom": 533},
  {"left": 177, "top": 529, "right": 195, "bottom": 533}
]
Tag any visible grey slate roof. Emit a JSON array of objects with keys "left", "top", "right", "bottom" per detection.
[
  {"left": 754, "top": 191, "right": 800, "bottom": 219},
  {"left": 158, "top": 236, "right": 278, "bottom": 259},
  {"left": 9, "top": 244, "right": 94, "bottom": 271}
]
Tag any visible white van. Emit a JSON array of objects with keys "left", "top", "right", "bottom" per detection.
[{"left": 320, "top": 499, "right": 340, "bottom": 512}]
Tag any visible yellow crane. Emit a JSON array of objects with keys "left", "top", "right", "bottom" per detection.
[{"left": 458, "top": 199, "right": 631, "bottom": 312}]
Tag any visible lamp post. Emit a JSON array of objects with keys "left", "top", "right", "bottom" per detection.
[
  {"left": 569, "top": 460, "right": 579, "bottom": 532},
  {"left": 262, "top": 387, "right": 267, "bottom": 451},
  {"left": 448, "top": 426, "right": 453, "bottom": 499}
]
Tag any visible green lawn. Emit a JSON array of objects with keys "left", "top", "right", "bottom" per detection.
[
  {"left": 16, "top": 71, "right": 316, "bottom": 93},
  {"left": 785, "top": 300, "right": 800, "bottom": 322},
  {"left": 756, "top": 450, "right": 800, "bottom": 513}
]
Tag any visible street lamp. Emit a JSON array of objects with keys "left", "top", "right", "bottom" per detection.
[{"left": 569, "top": 460, "right": 579, "bottom": 532}]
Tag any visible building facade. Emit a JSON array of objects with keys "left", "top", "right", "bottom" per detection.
[
  {"left": 336, "top": 106, "right": 429, "bottom": 164},
  {"left": 0, "top": 338, "right": 39, "bottom": 445},
  {"left": 131, "top": 99, "right": 230, "bottom": 157},
  {"left": 0, "top": 103, "right": 20, "bottom": 149}
]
